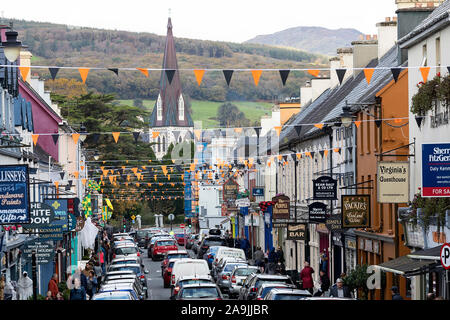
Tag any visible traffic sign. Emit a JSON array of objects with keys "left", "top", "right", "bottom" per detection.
[
  {"left": 168, "top": 214, "right": 175, "bottom": 221},
  {"left": 440, "top": 243, "right": 450, "bottom": 270},
  {"left": 180, "top": 224, "right": 185, "bottom": 228},
  {"left": 131, "top": 215, "right": 136, "bottom": 220}
]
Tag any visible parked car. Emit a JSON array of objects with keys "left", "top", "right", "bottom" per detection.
[
  {"left": 113, "top": 243, "right": 143, "bottom": 265},
  {"left": 185, "top": 234, "right": 198, "bottom": 250},
  {"left": 239, "top": 274, "right": 294, "bottom": 300},
  {"left": 151, "top": 238, "right": 178, "bottom": 261},
  {"left": 92, "top": 291, "right": 136, "bottom": 300},
  {"left": 212, "top": 256, "right": 247, "bottom": 281},
  {"left": 216, "top": 261, "right": 249, "bottom": 293},
  {"left": 99, "top": 282, "right": 141, "bottom": 300},
  {"left": 148, "top": 236, "right": 173, "bottom": 258},
  {"left": 109, "top": 257, "right": 142, "bottom": 269},
  {"left": 175, "top": 283, "right": 223, "bottom": 300},
  {"left": 161, "top": 250, "right": 190, "bottom": 274},
  {"left": 302, "top": 296, "right": 356, "bottom": 300},
  {"left": 104, "top": 270, "right": 135, "bottom": 282},
  {"left": 254, "top": 282, "right": 295, "bottom": 300},
  {"left": 107, "top": 263, "right": 148, "bottom": 287},
  {"left": 170, "top": 275, "right": 214, "bottom": 299},
  {"left": 171, "top": 259, "right": 210, "bottom": 287},
  {"left": 227, "top": 266, "right": 259, "bottom": 299},
  {"left": 197, "top": 236, "right": 228, "bottom": 259},
  {"left": 263, "top": 288, "right": 312, "bottom": 300},
  {"left": 103, "top": 277, "right": 148, "bottom": 299},
  {"left": 174, "top": 233, "right": 186, "bottom": 246}
]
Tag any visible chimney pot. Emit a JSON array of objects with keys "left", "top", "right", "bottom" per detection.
[
  {"left": 392, "top": 16, "right": 397, "bottom": 22},
  {"left": 366, "top": 35, "right": 371, "bottom": 40},
  {"left": 385, "top": 17, "right": 390, "bottom": 22},
  {"left": 358, "top": 34, "right": 364, "bottom": 41}
]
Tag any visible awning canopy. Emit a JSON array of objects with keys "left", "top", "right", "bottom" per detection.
[
  {"left": 376, "top": 255, "right": 438, "bottom": 276},
  {"left": 407, "top": 246, "right": 441, "bottom": 261}
]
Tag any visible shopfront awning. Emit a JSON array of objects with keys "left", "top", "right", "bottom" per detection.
[
  {"left": 407, "top": 246, "right": 441, "bottom": 261},
  {"left": 376, "top": 255, "right": 438, "bottom": 276}
]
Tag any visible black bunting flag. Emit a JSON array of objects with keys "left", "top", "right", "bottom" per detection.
[
  {"left": 336, "top": 69, "right": 346, "bottom": 85},
  {"left": 415, "top": 116, "right": 423, "bottom": 129},
  {"left": 92, "top": 133, "right": 100, "bottom": 144},
  {"left": 108, "top": 68, "right": 119, "bottom": 76},
  {"left": 254, "top": 127, "right": 261, "bottom": 139},
  {"left": 375, "top": 119, "right": 382, "bottom": 128},
  {"left": 60, "top": 172, "right": 65, "bottom": 180},
  {"left": 391, "top": 67, "right": 403, "bottom": 83},
  {"left": 49, "top": 68, "right": 60, "bottom": 80},
  {"left": 279, "top": 70, "right": 290, "bottom": 86},
  {"left": 447, "top": 66, "right": 450, "bottom": 75},
  {"left": 132, "top": 132, "right": 140, "bottom": 143},
  {"left": 223, "top": 70, "right": 234, "bottom": 86},
  {"left": 166, "top": 69, "right": 176, "bottom": 84},
  {"left": 294, "top": 125, "right": 302, "bottom": 136},
  {"left": 51, "top": 134, "right": 59, "bottom": 145}
]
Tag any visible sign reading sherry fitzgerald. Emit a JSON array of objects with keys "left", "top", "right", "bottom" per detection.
[
  {"left": 313, "top": 176, "right": 337, "bottom": 200},
  {"left": 422, "top": 143, "right": 450, "bottom": 197},
  {"left": 272, "top": 195, "right": 290, "bottom": 220},
  {"left": 341, "top": 195, "right": 371, "bottom": 228},
  {"left": 0, "top": 165, "right": 30, "bottom": 225}
]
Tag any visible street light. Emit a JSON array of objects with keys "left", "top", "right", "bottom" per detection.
[
  {"left": 79, "top": 123, "right": 88, "bottom": 142},
  {"left": 340, "top": 104, "right": 354, "bottom": 128},
  {"left": 1, "top": 27, "right": 23, "bottom": 63}
]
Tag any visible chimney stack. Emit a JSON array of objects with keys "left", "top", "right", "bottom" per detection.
[
  {"left": 351, "top": 35, "right": 378, "bottom": 77},
  {"left": 377, "top": 17, "right": 398, "bottom": 60}
]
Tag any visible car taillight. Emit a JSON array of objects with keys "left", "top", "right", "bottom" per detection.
[
  {"left": 256, "top": 297, "right": 262, "bottom": 300},
  {"left": 222, "top": 275, "right": 229, "bottom": 280},
  {"left": 215, "top": 298, "right": 222, "bottom": 300},
  {"left": 171, "top": 274, "right": 175, "bottom": 284},
  {"left": 113, "top": 254, "right": 116, "bottom": 259},
  {"left": 140, "top": 275, "right": 145, "bottom": 279},
  {"left": 251, "top": 288, "right": 258, "bottom": 292},
  {"left": 231, "top": 276, "right": 236, "bottom": 283},
  {"left": 208, "top": 255, "right": 212, "bottom": 259},
  {"left": 137, "top": 252, "right": 140, "bottom": 256}
]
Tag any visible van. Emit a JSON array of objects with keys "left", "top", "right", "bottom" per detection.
[
  {"left": 213, "top": 247, "right": 246, "bottom": 270},
  {"left": 171, "top": 259, "right": 210, "bottom": 286}
]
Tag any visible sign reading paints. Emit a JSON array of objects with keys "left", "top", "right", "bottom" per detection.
[
  {"left": 377, "top": 162, "right": 409, "bottom": 203},
  {"left": 422, "top": 143, "right": 450, "bottom": 197},
  {"left": 0, "top": 165, "right": 30, "bottom": 225}
]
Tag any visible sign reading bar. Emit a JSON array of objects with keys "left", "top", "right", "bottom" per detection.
[
  {"left": 272, "top": 195, "right": 290, "bottom": 220},
  {"left": 313, "top": 176, "right": 337, "bottom": 200},
  {"left": 326, "top": 215, "right": 343, "bottom": 232},
  {"left": 0, "top": 165, "right": 31, "bottom": 225},
  {"left": 422, "top": 143, "right": 450, "bottom": 197},
  {"left": 287, "top": 223, "right": 306, "bottom": 240},
  {"left": 308, "top": 202, "right": 328, "bottom": 223},
  {"left": 341, "top": 195, "right": 371, "bottom": 228},
  {"left": 223, "top": 178, "right": 239, "bottom": 215},
  {"left": 377, "top": 162, "right": 409, "bottom": 203}
]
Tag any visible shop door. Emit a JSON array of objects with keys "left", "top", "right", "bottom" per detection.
[{"left": 333, "top": 245, "right": 342, "bottom": 282}]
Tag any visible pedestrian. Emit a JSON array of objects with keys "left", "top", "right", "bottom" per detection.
[
  {"left": 267, "top": 248, "right": 278, "bottom": 274},
  {"left": 319, "top": 250, "right": 328, "bottom": 273},
  {"left": 99, "top": 246, "right": 106, "bottom": 275},
  {"left": 276, "top": 246, "right": 285, "bottom": 265},
  {"left": 45, "top": 291, "right": 53, "bottom": 300},
  {"left": 390, "top": 286, "right": 403, "bottom": 300},
  {"left": 329, "top": 278, "right": 352, "bottom": 298},
  {"left": 314, "top": 270, "right": 330, "bottom": 296},
  {"left": 254, "top": 247, "right": 265, "bottom": 269},
  {"left": 86, "top": 270, "right": 98, "bottom": 300},
  {"left": 234, "top": 237, "right": 241, "bottom": 249},
  {"left": 427, "top": 292, "right": 435, "bottom": 300},
  {"left": 48, "top": 273, "right": 59, "bottom": 299},
  {"left": 70, "top": 278, "right": 86, "bottom": 300},
  {"left": 79, "top": 266, "right": 88, "bottom": 291},
  {"left": 299, "top": 261, "right": 315, "bottom": 294},
  {"left": 56, "top": 292, "right": 64, "bottom": 300},
  {"left": 17, "top": 271, "right": 33, "bottom": 300},
  {"left": 93, "top": 261, "right": 103, "bottom": 290}
]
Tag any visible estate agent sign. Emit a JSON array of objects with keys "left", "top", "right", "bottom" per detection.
[
  {"left": 313, "top": 176, "right": 337, "bottom": 200},
  {"left": 341, "top": 195, "right": 371, "bottom": 228},
  {"left": 422, "top": 143, "right": 450, "bottom": 197},
  {"left": 377, "top": 162, "right": 409, "bottom": 203},
  {"left": 0, "top": 165, "right": 30, "bottom": 225}
]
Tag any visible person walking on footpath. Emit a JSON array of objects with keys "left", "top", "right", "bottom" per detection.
[
  {"left": 329, "top": 278, "right": 352, "bottom": 298},
  {"left": 300, "top": 261, "right": 315, "bottom": 294},
  {"left": 86, "top": 270, "right": 98, "bottom": 300},
  {"left": 48, "top": 273, "right": 59, "bottom": 299},
  {"left": 254, "top": 247, "right": 265, "bottom": 271},
  {"left": 267, "top": 248, "right": 278, "bottom": 274},
  {"left": 391, "top": 286, "right": 403, "bottom": 300},
  {"left": 70, "top": 278, "right": 86, "bottom": 300},
  {"left": 314, "top": 270, "right": 330, "bottom": 296}
]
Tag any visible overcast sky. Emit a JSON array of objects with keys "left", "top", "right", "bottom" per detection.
[{"left": 3, "top": 0, "right": 398, "bottom": 43}]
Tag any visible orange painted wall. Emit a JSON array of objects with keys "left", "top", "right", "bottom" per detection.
[{"left": 279, "top": 103, "right": 301, "bottom": 125}]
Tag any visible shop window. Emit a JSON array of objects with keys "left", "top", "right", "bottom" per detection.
[{"left": 406, "top": 277, "right": 412, "bottom": 298}]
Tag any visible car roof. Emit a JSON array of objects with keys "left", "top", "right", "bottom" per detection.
[
  {"left": 256, "top": 274, "right": 290, "bottom": 280},
  {"left": 168, "top": 258, "right": 189, "bottom": 263},
  {"left": 104, "top": 279, "right": 136, "bottom": 284},
  {"left": 109, "top": 263, "right": 140, "bottom": 268},
  {"left": 93, "top": 291, "right": 132, "bottom": 299},
  {"left": 101, "top": 283, "right": 135, "bottom": 290},
  {"left": 106, "top": 270, "right": 135, "bottom": 275},
  {"left": 114, "top": 242, "right": 137, "bottom": 247},
  {"left": 111, "top": 257, "right": 139, "bottom": 262},
  {"left": 105, "top": 275, "right": 137, "bottom": 280},
  {"left": 269, "top": 288, "right": 311, "bottom": 295},
  {"left": 181, "top": 283, "right": 218, "bottom": 289},
  {"left": 179, "top": 275, "right": 212, "bottom": 281},
  {"left": 259, "top": 282, "right": 292, "bottom": 289},
  {"left": 303, "top": 297, "right": 355, "bottom": 300},
  {"left": 166, "top": 250, "right": 188, "bottom": 255}
]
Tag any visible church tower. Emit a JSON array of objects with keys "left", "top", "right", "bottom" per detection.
[{"left": 149, "top": 17, "right": 194, "bottom": 159}]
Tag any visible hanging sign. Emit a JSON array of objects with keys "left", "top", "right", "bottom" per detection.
[
  {"left": 341, "top": 195, "right": 371, "bottom": 228},
  {"left": 422, "top": 143, "right": 450, "bottom": 197},
  {"left": 308, "top": 202, "right": 328, "bottom": 223},
  {"left": 22, "top": 240, "right": 55, "bottom": 264},
  {"left": 24, "top": 202, "right": 56, "bottom": 228},
  {"left": 325, "top": 215, "right": 343, "bottom": 232},
  {"left": 44, "top": 199, "right": 69, "bottom": 231},
  {"left": 377, "top": 162, "right": 409, "bottom": 203},
  {"left": 75, "top": 216, "right": 85, "bottom": 232},
  {"left": 0, "top": 165, "right": 31, "bottom": 225},
  {"left": 252, "top": 188, "right": 264, "bottom": 197},
  {"left": 235, "top": 198, "right": 250, "bottom": 207},
  {"left": 313, "top": 176, "right": 337, "bottom": 200},
  {"left": 286, "top": 223, "right": 306, "bottom": 240},
  {"left": 272, "top": 195, "right": 290, "bottom": 220}
]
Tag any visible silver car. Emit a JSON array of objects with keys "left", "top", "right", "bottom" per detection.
[
  {"left": 92, "top": 291, "right": 136, "bottom": 300},
  {"left": 228, "top": 266, "right": 259, "bottom": 299},
  {"left": 103, "top": 278, "right": 147, "bottom": 299},
  {"left": 113, "top": 243, "right": 143, "bottom": 265},
  {"left": 99, "top": 282, "right": 141, "bottom": 300},
  {"left": 216, "top": 261, "right": 248, "bottom": 293},
  {"left": 263, "top": 288, "right": 312, "bottom": 300}
]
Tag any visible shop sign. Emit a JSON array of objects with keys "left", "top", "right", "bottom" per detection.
[
  {"left": 308, "top": 202, "right": 328, "bottom": 223},
  {"left": 0, "top": 165, "right": 31, "bottom": 225},
  {"left": 404, "top": 222, "right": 425, "bottom": 249},
  {"left": 244, "top": 215, "right": 259, "bottom": 226},
  {"left": 22, "top": 240, "right": 55, "bottom": 264},
  {"left": 272, "top": 220, "right": 296, "bottom": 228},
  {"left": 287, "top": 223, "right": 306, "bottom": 240},
  {"left": 24, "top": 203, "right": 55, "bottom": 229},
  {"left": 313, "top": 176, "right": 337, "bottom": 200},
  {"left": 75, "top": 216, "right": 85, "bottom": 232},
  {"left": 364, "top": 239, "right": 373, "bottom": 252},
  {"left": 377, "top": 162, "right": 409, "bottom": 203},
  {"left": 252, "top": 188, "right": 264, "bottom": 197},
  {"left": 341, "top": 195, "right": 371, "bottom": 228},
  {"left": 422, "top": 143, "right": 450, "bottom": 197},
  {"left": 346, "top": 239, "right": 357, "bottom": 250},
  {"left": 325, "top": 215, "right": 343, "bottom": 232},
  {"left": 272, "top": 195, "right": 290, "bottom": 220},
  {"left": 235, "top": 198, "right": 250, "bottom": 208},
  {"left": 44, "top": 199, "right": 69, "bottom": 231},
  {"left": 373, "top": 240, "right": 380, "bottom": 254},
  {"left": 68, "top": 213, "right": 77, "bottom": 231}
]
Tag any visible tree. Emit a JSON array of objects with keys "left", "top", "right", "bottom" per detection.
[
  {"left": 133, "top": 98, "right": 144, "bottom": 108},
  {"left": 216, "top": 102, "right": 251, "bottom": 127},
  {"left": 45, "top": 78, "right": 88, "bottom": 98}
]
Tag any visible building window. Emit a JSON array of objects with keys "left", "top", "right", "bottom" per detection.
[
  {"left": 178, "top": 94, "right": 184, "bottom": 121},
  {"left": 163, "top": 135, "right": 166, "bottom": 153},
  {"left": 422, "top": 44, "right": 427, "bottom": 66},
  {"left": 157, "top": 94, "right": 162, "bottom": 121},
  {"left": 436, "top": 38, "right": 441, "bottom": 74},
  {"left": 157, "top": 136, "right": 161, "bottom": 152}
]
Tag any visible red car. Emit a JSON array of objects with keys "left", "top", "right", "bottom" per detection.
[
  {"left": 163, "top": 259, "right": 181, "bottom": 288},
  {"left": 161, "top": 250, "right": 190, "bottom": 275},
  {"left": 175, "top": 233, "right": 186, "bottom": 246},
  {"left": 152, "top": 239, "right": 178, "bottom": 261}
]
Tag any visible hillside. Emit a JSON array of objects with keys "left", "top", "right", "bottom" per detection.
[
  {"left": 11, "top": 19, "right": 329, "bottom": 103},
  {"left": 246, "top": 26, "right": 363, "bottom": 56}
]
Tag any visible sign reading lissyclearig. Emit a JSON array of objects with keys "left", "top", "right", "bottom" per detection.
[
  {"left": 377, "top": 162, "right": 409, "bottom": 203},
  {"left": 0, "top": 165, "right": 30, "bottom": 225},
  {"left": 422, "top": 143, "right": 450, "bottom": 197},
  {"left": 341, "top": 195, "right": 371, "bottom": 228}
]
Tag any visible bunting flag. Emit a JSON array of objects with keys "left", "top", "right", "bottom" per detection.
[
  {"left": 251, "top": 70, "right": 262, "bottom": 86},
  {"left": 132, "top": 131, "right": 140, "bottom": 143},
  {"left": 305, "top": 151, "right": 312, "bottom": 158},
  {"left": 234, "top": 128, "right": 242, "bottom": 133},
  {"left": 166, "top": 69, "right": 176, "bottom": 84},
  {"left": 375, "top": 119, "right": 382, "bottom": 128},
  {"left": 81, "top": 178, "right": 87, "bottom": 185},
  {"left": 80, "top": 166, "right": 85, "bottom": 171},
  {"left": 294, "top": 125, "right": 302, "bottom": 136},
  {"left": 131, "top": 167, "right": 138, "bottom": 174},
  {"left": 92, "top": 133, "right": 100, "bottom": 143},
  {"left": 296, "top": 153, "right": 302, "bottom": 160},
  {"left": 112, "top": 132, "right": 120, "bottom": 143},
  {"left": 324, "top": 149, "right": 329, "bottom": 158},
  {"left": 74, "top": 171, "right": 79, "bottom": 179},
  {"left": 194, "top": 69, "right": 205, "bottom": 86},
  {"left": 51, "top": 134, "right": 59, "bottom": 145},
  {"left": 19, "top": 66, "right": 30, "bottom": 80},
  {"left": 333, "top": 148, "right": 341, "bottom": 153},
  {"left": 354, "top": 120, "right": 361, "bottom": 128},
  {"left": 336, "top": 69, "right": 346, "bottom": 85},
  {"left": 314, "top": 123, "right": 324, "bottom": 130},
  {"left": 78, "top": 68, "right": 90, "bottom": 84},
  {"left": 108, "top": 68, "right": 119, "bottom": 76},
  {"left": 307, "top": 69, "right": 320, "bottom": 77},
  {"left": 420, "top": 67, "right": 430, "bottom": 83},
  {"left": 54, "top": 181, "right": 59, "bottom": 189},
  {"left": 391, "top": 67, "right": 403, "bottom": 83},
  {"left": 152, "top": 131, "right": 160, "bottom": 139},
  {"left": 364, "top": 68, "right": 375, "bottom": 85},
  {"left": 274, "top": 126, "right": 282, "bottom": 136},
  {"left": 49, "top": 67, "right": 60, "bottom": 80},
  {"left": 415, "top": 115, "right": 423, "bottom": 128},
  {"left": 136, "top": 68, "right": 149, "bottom": 77},
  {"left": 32, "top": 134, "right": 39, "bottom": 146},
  {"left": 279, "top": 70, "right": 290, "bottom": 86},
  {"left": 223, "top": 70, "right": 234, "bottom": 86},
  {"left": 72, "top": 133, "right": 80, "bottom": 144},
  {"left": 109, "top": 176, "right": 114, "bottom": 184}
]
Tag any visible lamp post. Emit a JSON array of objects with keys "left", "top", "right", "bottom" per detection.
[{"left": 1, "top": 25, "right": 23, "bottom": 63}]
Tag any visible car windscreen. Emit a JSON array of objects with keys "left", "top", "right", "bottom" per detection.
[
  {"left": 203, "top": 239, "right": 226, "bottom": 247},
  {"left": 110, "top": 266, "right": 140, "bottom": 274},
  {"left": 234, "top": 268, "right": 257, "bottom": 276},
  {"left": 168, "top": 254, "right": 189, "bottom": 259},
  {"left": 114, "top": 247, "right": 137, "bottom": 255},
  {"left": 113, "top": 260, "right": 138, "bottom": 265},
  {"left": 175, "top": 234, "right": 184, "bottom": 238},
  {"left": 274, "top": 294, "right": 307, "bottom": 300},
  {"left": 256, "top": 278, "right": 291, "bottom": 289},
  {"left": 261, "top": 286, "right": 287, "bottom": 298},
  {"left": 181, "top": 287, "right": 219, "bottom": 298},
  {"left": 157, "top": 240, "right": 176, "bottom": 246},
  {"left": 224, "top": 264, "right": 247, "bottom": 272},
  {"left": 136, "top": 231, "right": 148, "bottom": 237},
  {"left": 94, "top": 294, "right": 131, "bottom": 300}
]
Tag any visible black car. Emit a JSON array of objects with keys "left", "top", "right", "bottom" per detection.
[
  {"left": 197, "top": 236, "right": 228, "bottom": 259},
  {"left": 135, "top": 230, "right": 152, "bottom": 248}
]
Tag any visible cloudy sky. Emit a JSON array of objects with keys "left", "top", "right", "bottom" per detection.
[{"left": 3, "top": 0, "right": 397, "bottom": 42}]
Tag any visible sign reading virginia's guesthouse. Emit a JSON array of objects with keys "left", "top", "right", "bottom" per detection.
[
  {"left": 341, "top": 195, "right": 371, "bottom": 228},
  {"left": 0, "top": 165, "right": 31, "bottom": 225},
  {"left": 313, "top": 176, "right": 337, "bottom": 200}
]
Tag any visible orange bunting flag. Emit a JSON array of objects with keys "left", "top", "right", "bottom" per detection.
[
  {"left": 234, "top": 128, "right": 242, "bottom": 133},
  {"left": 168, "top": 175, "right": 171, "bottom": 181},
  {"left": 154, "top": 175, "right": 158, "bottom": 181},
  {"left": 307, "top": 69, "right": 320, "bottom": 77},
  {"left": 152, "top": 131, "right": 160, "bottom": 139},
  {"left": 112, "top": 132, "right": 120, "bottom": 143},
  {"left": 161, "top": 165, "right": 168, "bottom": 175},
  {"left": 100, "top": 166, "right": 105, "bottom": 171},
  {"left": 194, "top": 70, "right": 205, "bottom": 86},
  {"left": 72, "top": 133, "right": 80, "bottom": 144},
  {"left": 364, "top": 68, "right": 375, "bottom": 85},
  {"left": 108, "top": 176, "right": 114, "bottom": 184},
  {"left": 181, "top": 176, "right": 184, "bottom": 181},
  {"left": 277, "top": 155, "right": 283, "bottom": 161},
  {"left": 142, "top": 166, "right": 146, "bottom": 170},
  {"left": 190, "top": 163, "right": 196, "bottom": 171},
  {"left": 80, "top": 166, "right": 85, "bottom": 171},
  {"left": 267, "top": 160, "right": 272, "bottom": 167},
  {"left": 136, "top": 183, "right": 140, "bottom": 187},
  {"left": 102, "top": 170, "right": 108, "bottom": 177},
  {"left": 81, "top": 178, "right": 87, "bottom": 185},
  {"left": 420, "top": 67, "right": 430, "bottom": 83},
  {"left": 78, "top": 68, "right": 90, "bottom": 84},
  {"left": 32, "top": 134, "right": 39, "bottom": 146},
  {"left": 274, "top": 126, "right": 282, "bottom": 136},
  {"left": 127, "top": 175, "right": 131, "bottom": 181},
  {"left": 54, "top": 181, "right": 59, "bottom": 189},
  {"left": 251, "top": 70, "right": 262, "bottom": 86},
  {"left": 296, "top": 153, "right": 302, "bottom": 160},
  {"left": 136, "top": 68, "right": 149, "bottom": 77},
  {"left": 305, "top": 151, "right": 312, "bottom": 158},
  {"left": 147, "top": 183, "right": 151, "bottom": 187},
  {"left": 394, "top": 118, "right": 402, "bottom": 124},
  {"left": 354, "top": 120, "right": 361, "bottom": 128},
  {"left": 19, "top": 66, "right": 30, "bottom": 81},
  {"left": 131, "top": 168, "right": 138, "bottom": 175},
  {"left": 74, "top": 171, "right": 79, "bottom": 179},
  {"left": 334, "top": 148, "right": 341, "bottom": 153},
  {"left": 324, "top": 149, "right": 329, "bottom": 158},
  {"left": 314, "top": 123, "right": 324, "bottom": 130}
]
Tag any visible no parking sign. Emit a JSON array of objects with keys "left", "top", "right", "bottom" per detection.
[{"left": 441, "top": 243, "right": 450, "bottom": 270}]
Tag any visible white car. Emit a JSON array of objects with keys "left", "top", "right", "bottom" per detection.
[
  {"left": 212, "top": 247, "right": 246, "bottom": 271},
  {"left": 92, "top": 291, "right": 136, "bottom": 300},
  {"left": 171, "top": 259, "right": 210, "bottom": 287}
]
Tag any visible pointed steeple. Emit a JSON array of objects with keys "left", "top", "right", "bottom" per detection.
[{"left": 149, "top": 17, "right": 193, "bottom": 128}]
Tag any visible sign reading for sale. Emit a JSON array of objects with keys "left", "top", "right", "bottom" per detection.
[{"left": 422, "top": 143, "right": 450, "bottom": 197}]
